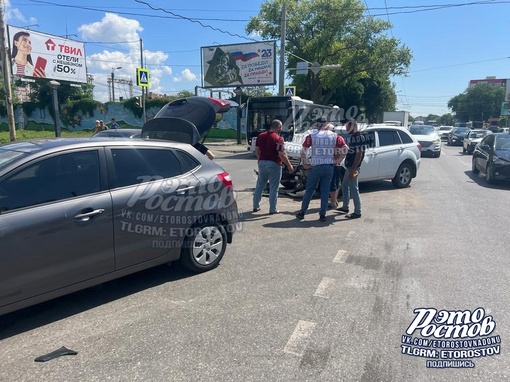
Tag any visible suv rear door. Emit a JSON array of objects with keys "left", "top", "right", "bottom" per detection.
[
  {"left": 107, "top": 145, "right": 203, "bottom": 269},
  {"left": 369, "top": 128, "right": 403, "bottom": 179}
]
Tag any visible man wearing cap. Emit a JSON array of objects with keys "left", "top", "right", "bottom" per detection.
[
  {"left": 253, "top": 119, "right": 294, "bottom": 214},
  {"left": 296, "top": 117, "right": 348, "bottom": 222}
]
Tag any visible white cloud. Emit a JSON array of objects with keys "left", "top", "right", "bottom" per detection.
[
  {"left": 172, "top": 69, "right": 198, "bottom": 83},
  {"left": 78, "top": 13, "right": 172, "bottom": 102}
]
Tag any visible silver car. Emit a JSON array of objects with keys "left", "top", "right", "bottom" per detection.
[{"left": 0, "top": 138, "right": 239, "bottom": 316}]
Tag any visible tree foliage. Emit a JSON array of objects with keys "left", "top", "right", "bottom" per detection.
[
  {"left": 448, "top": 83, "right": 505, "bottom": 122},
  {"left": 246, "top": 0, "right": 412, "bottom": 121}
]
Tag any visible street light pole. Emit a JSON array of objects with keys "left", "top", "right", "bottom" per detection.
[
  {"left": 111, "top": 66, "right": 122, "bottom": 102},
  {"left": 49, "top": 80, "right": 61, "bottom": 137},
  {"left": 234, "top": 86, "right": 243, "bottom": 144}
]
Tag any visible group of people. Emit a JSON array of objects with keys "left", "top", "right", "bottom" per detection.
[
  {"left": 92, "top": 118, "right": 119, "bottom": 134},
  {"left": 253, "top": 117, "right": 366, "bottom": 222}
]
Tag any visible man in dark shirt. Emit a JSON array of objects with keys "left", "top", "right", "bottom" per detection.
[
  {"left": 252, "top": 119, "right": 293, "bottom": 214},
  {"left": 337, "top": 120, "right": 368, "bottom": 219}
]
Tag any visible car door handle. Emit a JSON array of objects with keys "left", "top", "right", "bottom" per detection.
[
  {"left": 176, "top": 186, "right": 194, "bottom": 195},
  {"left": 74, "top": 208, "right": 105, "bottom": 221}
]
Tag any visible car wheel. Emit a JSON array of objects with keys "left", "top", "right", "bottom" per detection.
[
  {"left": 435, "top": 151, "right": 441, "bottom": 158},
  {"left": 462, "top": 146, "right": 466, "bottom": 154},
  {"left": 392, "top": 162, "right": 413, "bottom": 188},
  {"left": 471, "top": 157, "right": 479, "bottom": 174},
  {"left": 486, "top": 163, "right": 495, "bottom": 184},
  {"left": 180, "top": 221, "right": 227, "bottom": 272}
]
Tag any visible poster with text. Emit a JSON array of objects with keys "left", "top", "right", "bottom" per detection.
[
  {"left": 201, "top": 41, "right": 276, "bottom": 88},
  {"left": 7, "top": 25, "right": 87, "bottom": 83}
]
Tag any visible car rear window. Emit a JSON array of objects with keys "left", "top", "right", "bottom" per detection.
[
  {"left": 111, "top": 147, "right": 182, "bottom": 188},
  {"left": 377, "top": 130, "right": 401, "bottom": 146}
]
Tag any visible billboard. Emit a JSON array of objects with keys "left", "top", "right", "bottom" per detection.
[
  {"left": 7, "top": 25, "right": 87, "bottom": 83},
  {"left": 201, "top": 41, "right": 276, "bottom": 88}
]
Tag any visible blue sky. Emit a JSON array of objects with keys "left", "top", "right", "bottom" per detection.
[{"left": 4, "top": 0, "right": 510, "bottom": 118}]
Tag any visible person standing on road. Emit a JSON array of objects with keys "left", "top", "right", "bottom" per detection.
[
  {"left": 337, "top": 120, "right": 367, "bottom": 219},
  {"left": 296, "top": 117, "right": 348, "bottom": 222},
  {"left": 327, "top": 123, "right": 346, "bottom": 209},
  {"left": 253, "top": 119, "right": 294, "bottom": 214}
]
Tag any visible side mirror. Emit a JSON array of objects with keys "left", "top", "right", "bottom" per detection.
[{"left": 480, "top": 144, "right": 490, "bottom": 151}]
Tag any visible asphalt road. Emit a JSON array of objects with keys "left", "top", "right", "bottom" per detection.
[{"left": 1, "top": 143, "right": 509, "bottom": 381}]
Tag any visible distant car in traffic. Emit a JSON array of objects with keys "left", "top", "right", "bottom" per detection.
[
  {"left": 472, "top": 132, "right": 510, "bottom": 184},
  {"left": 448, "top": 127, "right": 471, "bottom": 146},
  {"left": 462, "top": 129, "right": 491, "bottom": 154},
  {"left": 437, "top": 126, "right": 454, "bottom": 140},
  {"left": 92, "top": 128, "right": 142, "bottom": 138},
  {"left": 409, "top": 124, "right": 442, "bottom": 158}
]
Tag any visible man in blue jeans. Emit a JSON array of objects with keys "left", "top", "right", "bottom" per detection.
[
  {"left": 253, "top": 119, "right": 294, "bottom": 214},
  {"left": 337, "top": 120, "right": 367, "bottom": 219},
  {"left": 296, "top": 117, "right": 348, "bottom": 222}
]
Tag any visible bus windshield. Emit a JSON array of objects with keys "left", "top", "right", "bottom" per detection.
[{"left": 243, "top": 96, "right": 341, "bottom": 149}]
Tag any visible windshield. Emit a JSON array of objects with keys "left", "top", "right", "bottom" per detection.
[
  {"left": 495, "top": 136, "right": 510, "bottom": 151},
  {"left": 439, "top": 127, "right": 452, "bottom": 131},
  {"left": 453, "top": 128, "right": 470, "bottom": 134},
  {"left": 409, "top": 125, "right": 436, "bottom": 135},
  {"left": 469, "top": 130, "right": 489, "bottom": 139}
]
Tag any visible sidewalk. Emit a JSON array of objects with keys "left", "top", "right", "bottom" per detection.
[{"left": 206, "top": 139, "right": 250, "bottom": 154}]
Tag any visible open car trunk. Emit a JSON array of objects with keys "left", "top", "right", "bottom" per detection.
[{"left": 141, "top": 96, "right": 231, "bottom": 145}]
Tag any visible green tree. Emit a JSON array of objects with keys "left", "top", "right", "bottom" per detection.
[
  {"left": 246, "top": 0, "right": 411, "bottom": 121},
  {"left": 448, "top": 83, "right": 505, "bottom": 122},
  {"left": 439, "top": 113, "right": 455, "bottom": 126}
]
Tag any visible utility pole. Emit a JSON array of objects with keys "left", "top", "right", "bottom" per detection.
[
  {"left": 278, "top": 1, "right": 286, "bottom": 96},
  {"left": 0, "top": 0, "right": 17, "bottom": 141},
  {"left": 140, "top": 38, "right": 146, "bottom": 122}
]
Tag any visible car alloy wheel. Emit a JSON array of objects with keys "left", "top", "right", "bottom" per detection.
[
  {"left": 392, "top": 162, "right": 413, "bottom": 188},
  {"left": 486, "top": 163, "right": 495, "bottom": 184},
  {"left": 471, "top": 157, "right": 479, "bottom": 174},
  {"left": 180, "top": 221, "right": 227, "bottom": 272}
]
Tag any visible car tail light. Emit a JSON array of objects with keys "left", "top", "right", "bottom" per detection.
[
  {"left": 417, "top": 143, "right": 422, "bottom": 151},
  {"left": 217, "top": 171, "right": 233, "bottom": 189}
]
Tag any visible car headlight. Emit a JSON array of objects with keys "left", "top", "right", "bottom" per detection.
[
  {"left": 493, "top": 156, "right": 509, "bottom": 164},
  {"left": 433, "top": 139, "right": 440, "bottom": 144}
]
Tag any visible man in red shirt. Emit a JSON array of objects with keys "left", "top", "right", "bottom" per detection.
[{"left": 253, "top": 119, "right": 294, "bottom": 214}]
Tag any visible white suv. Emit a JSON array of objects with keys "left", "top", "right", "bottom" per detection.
[{"left": 283, "top": 124, "right": 421, "bottom": 189}]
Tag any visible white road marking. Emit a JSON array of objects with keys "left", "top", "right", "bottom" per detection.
[
  {"left": 313, "top": 277, "right": 336, "bottom": 298},
  {"left": 333, "top": 249, "right": 349, "bottom": 263},
  {"left": 283, "top": 320, "right": 317, "bottom": 356},
  {"left": 346, "top": 231, "right": 356, "bottom": 240}
]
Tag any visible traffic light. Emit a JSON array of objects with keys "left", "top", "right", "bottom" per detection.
[{"left": 134, "top": 96, "right": 140, "bottom": 107}]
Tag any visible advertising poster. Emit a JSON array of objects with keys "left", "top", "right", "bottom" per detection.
[
  {"left": 201, "top": 41, "right": 276, "bottom": 88},
  {"left": 7, "top": 25, "right": 87, "bottom": 83}
]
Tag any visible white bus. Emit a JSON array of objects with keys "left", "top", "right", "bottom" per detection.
[{"left": 242, "top": 95, "right": 343, "bottom": 151}]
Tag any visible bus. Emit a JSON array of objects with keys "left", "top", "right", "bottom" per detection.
[{"left": 242, "top": 95, "right": 344, "bottom": 151}]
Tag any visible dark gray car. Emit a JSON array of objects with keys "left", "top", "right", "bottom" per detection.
[{"left": 0, "top": 138, "right": 239, "bottom": 316}]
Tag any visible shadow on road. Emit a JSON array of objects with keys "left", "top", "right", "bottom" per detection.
[
  {"left": 0, "top": 263, "right": 197, "bottom": 340},
  {"left": 464, "top": 170, "right": 510, "bottom": 190}
]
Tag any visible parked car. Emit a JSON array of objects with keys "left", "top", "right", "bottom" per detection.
[
  {"left": 448, "top": 127, "right": 471, "bottom": 146},
  {"left": 462, "top": 129, "right": 491, "bottom": 154},
  {"left": 92, "top": 128, "right": 143, "bottom": 138},
  {"left": 437, "top": 126, "right": 454, "bottom": 140},
  {"left": 409, "top": 124, "right": 442, "bottom": 158},
  {"left": 283, "top": 124, "right": 421, "bottom": 191},
  {"left": 472, "top": 132, "right": 510, "bottom": 184},
  {"left": 0, "top": 98, "right": 239, "bottom": 316}
]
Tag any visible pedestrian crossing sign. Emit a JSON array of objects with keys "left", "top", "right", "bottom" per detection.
[
  {"left": 137, "top": 68, "right": 150, "bottom": 87},
  {"left": 284, "top": 86, "right": 296, "bottom": 96}
]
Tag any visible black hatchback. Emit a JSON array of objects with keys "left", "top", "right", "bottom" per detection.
[{"left": 472, "top": 132, "right": 510, "bottom": 184}]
